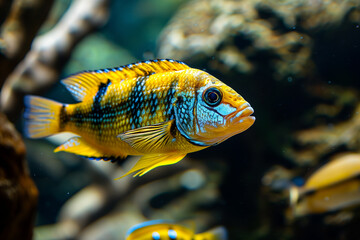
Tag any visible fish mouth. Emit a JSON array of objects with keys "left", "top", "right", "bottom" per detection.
[
  {"left": 227, "top": 102, "right": 255, "bottom": 122},
  {"left": 205, "top": 102, "right": 255, "bottom": 145}
]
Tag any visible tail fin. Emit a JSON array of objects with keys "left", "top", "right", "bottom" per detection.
[
  {"left": 195, "top": 226, "right": 228, "bottom": 240},
  {"left": 24, "top": 96, "right": 65, "bottom": 138}
]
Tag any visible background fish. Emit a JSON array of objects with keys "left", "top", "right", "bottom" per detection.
[
  {"left": 288, "top": 153, "right": 360, "bottom": 218},
  {"left": 24, "top": 59, "right": 255, "bottom": 177},
  {"left": 125, "top": 220, "right": 227, "bottom": 240}
]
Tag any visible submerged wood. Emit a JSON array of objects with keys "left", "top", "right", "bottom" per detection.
[{"left": 0, "top": 113, "right": 38, "bottom": 240}]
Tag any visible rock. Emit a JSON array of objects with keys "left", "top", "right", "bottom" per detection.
[
  {"left": 158, "top": 0, "right": 360, "bottom": 80},
  {"left": 0, "top": 113, "right": 38, "bottom": 240}
]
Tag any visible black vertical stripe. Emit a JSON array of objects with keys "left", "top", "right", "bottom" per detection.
[
  {"left": 149, "top": 91, "right": 158, "bottom": 116},
  {"left": 129, "top": 77, "right": 146, "bottom": 128},
  {"left": 92, "top": 79, "right": 111, "bottom": 134},
  {"left": 165, "top": 80, "right": 177, "bottom": 120},
  {"left": 59, "top": 104, "right": 69, "bottom": 130},
  {"left": 73, "top": 106, "right": 84, "bottom": 127}
]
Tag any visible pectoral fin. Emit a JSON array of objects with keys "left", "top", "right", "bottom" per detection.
[
  {"left": 118, "top": 120, "right": 175, "bottom": 153},
  {"left": 115, "top": 153, "right": 186, "bottom": 179}
]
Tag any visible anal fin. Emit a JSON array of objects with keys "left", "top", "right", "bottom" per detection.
[
  {"left": 195, "top": 226, "right": 228, "bottom": 240},
  {"left": 115, "top": 153, "right": 186, "bottom": 179},
  {"left": 54, "top": 137, "right": 123, "bottom": 161}
]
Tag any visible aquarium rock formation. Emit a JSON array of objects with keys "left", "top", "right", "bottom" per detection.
[
  {"left": 0, "top": 113, "right": 38, "bottom": 240},
  {"left": 158, "top": 0, "right": 360, "bottom": 80}
]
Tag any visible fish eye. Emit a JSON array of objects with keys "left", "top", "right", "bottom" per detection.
[{"left": 203, "top": 87, "right": 222, "bottom": 107}]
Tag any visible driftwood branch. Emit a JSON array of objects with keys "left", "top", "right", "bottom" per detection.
[
  {"left": 0, "top": 0, "right": 54, "bottom": 88},
  {"left": 0, "top": 0, "right": 13, "bottom": 26},
  {"left": 0, "top": 0, "right": 110, "bottom": 122}
]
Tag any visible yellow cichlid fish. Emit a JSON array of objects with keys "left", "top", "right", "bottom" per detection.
[
  {"left": 24, "top": 59, "right": 255, "bottom": 177},
  {"left": 125, "top": 220, "right": 227, "bottom": 240},
  {"left": 288, "top": 153, "right": 360, "bottom": 218}
]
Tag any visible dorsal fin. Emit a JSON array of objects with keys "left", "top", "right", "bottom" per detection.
[
  {"left": 126, "top": 220, "right": 171, "bottom": 236},
  {"left": 61, "top": 59, "right": 189, "bottom": 101}
]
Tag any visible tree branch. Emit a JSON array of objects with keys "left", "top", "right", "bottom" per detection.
[
  {"left": 0, "top": 0, "right": 54, "bottom": 88},
  {"left": 0, "top": 0, "right": 110, "bottom": 122}
]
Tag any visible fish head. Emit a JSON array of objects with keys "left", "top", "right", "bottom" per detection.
[{"left": 177, "top": 71, "right": 255, "bottom": 146}]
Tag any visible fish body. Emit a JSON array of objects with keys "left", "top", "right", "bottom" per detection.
[
  {"left": 125, "top": 220, "right": 227, "bottom": 240},
  {"left": 304, "top": 153, "right": 360, "bottom": 191},
  {"left": 288, "top": 153, "right": 360, "bottom": 218},
  {"left": 24, "top": 59, "right": 255, "bottom": 177}
]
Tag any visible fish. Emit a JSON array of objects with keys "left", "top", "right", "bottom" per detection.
[
  {"left": 24, "top": 59, "right": 255, "bottom": 178},
  {"left": 125, "top": 219, "right": 227, "bottom": 240},
  {"left": 288, "top": 153, "right": 360, "bottom": 218}
]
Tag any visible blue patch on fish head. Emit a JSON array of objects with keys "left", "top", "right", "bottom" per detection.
[
  {"left": 174, "top": 91, "right": 197, "bottom": 141},
  {"left": 175, "top": 72, "right": 255, "bottom": 146},
  {"left": 190, "top": 82, "right": 255, "bottom": 146}
]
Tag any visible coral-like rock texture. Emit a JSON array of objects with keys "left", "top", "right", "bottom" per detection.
[{"left": 158, "top": 0, "right": 360, "bottom": 79}]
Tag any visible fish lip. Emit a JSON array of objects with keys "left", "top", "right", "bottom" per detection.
[{"left": 226, "top": 103, "right": 254, "bottom": 121}]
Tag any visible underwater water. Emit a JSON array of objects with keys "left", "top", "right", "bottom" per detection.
[{"left": 1, "top": 0, "right": 360, "bottom": 240}]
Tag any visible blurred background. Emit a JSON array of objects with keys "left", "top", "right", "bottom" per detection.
[{"left": 1, "top": 0, "right": 360, "bottom": 239}]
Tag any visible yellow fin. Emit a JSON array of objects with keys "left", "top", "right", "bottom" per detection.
[
  {"left": 289, "top": 185, "right": 300, "bottom": 206},
  {"left": 24, "top": 96, "right": 64, "bottom": 138},
  {"left": 115, "top": 153, "right": 186, "bottom": 179},
  {"left": 55, "top": 137, "right": 127, "bottom": 161},
  {"left": 54, "top": 136, "right": 126, "bottom": 161},
  {"left": 61, "top": 59, "right": 189, "bottom": 101},
  {"left": 118, "top": 120, "right": 175, "bottom": 153},
  {"left": 195, "top": 226, "right": 228, "bottom": 240},
  {"left": 54, "top": 137, "right": 103, "bottom": 156}
]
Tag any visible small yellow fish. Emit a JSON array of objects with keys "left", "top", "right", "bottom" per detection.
[
  {"left": 24, "top": 59, "right": 255, "bottom": 177},
  {"left": 126, "top": 220, "right": 227, "bottom": 240},
  {"left": 288, "top": 153, "right": 360, "bottom": 218}
]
